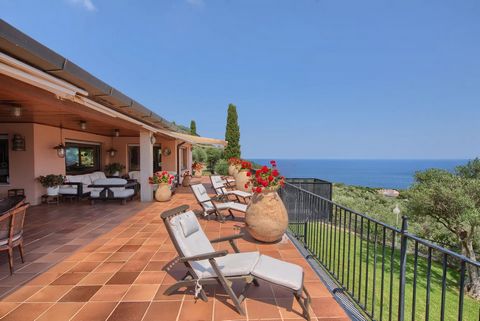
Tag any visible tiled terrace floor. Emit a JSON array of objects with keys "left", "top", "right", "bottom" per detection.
[{"left": 0, "top": 177, "right": 349, "bottom": 321}]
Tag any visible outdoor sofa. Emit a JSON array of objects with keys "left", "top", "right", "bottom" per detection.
[
  {"left": 88, "top": 178, "right": 137, "bottom": 205},
  {"left": 59, "top": 171, "right": 108, "bottom": 200},
  {"left": 161, "top": 205, "right": 311, "bottom": 320}
]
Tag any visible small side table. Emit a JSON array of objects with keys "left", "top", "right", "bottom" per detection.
[{"left": 41, "top": 194, "right": 61, "bottom": 205}]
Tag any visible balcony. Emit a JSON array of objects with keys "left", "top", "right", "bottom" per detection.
[{"left": 0, "top": 177, "right": 349, "bottom": 321}]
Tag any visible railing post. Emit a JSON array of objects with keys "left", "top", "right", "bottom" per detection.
[
  {"left": 303, "top": 220, "right": 308, "bottom": 246},
  {"left": 398, "top": 216, "right": 408, "bottom": 321}
]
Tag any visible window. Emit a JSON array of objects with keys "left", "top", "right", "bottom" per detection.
[
  {"left": 65, "top": 142, "right": 100, "bottom": 174},
  {"left": 0, "top": 135, "right": 9, "bottom": 184},
  {"left": 181, "top": 148, "right": 188, "bottom": 170},
  {"left": 128, "top": 145, "right": 162, "bottom": 172}
]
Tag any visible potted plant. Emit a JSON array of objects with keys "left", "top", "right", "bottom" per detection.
[
  {"left": 182, "top": 171, "right": 192, "bottom": 187},
  {"left": 227, "top": 157, "right": 241, "bottom": 177},
  {"left": 235, "top": 160, "right": 252, "bottom": 192},
  {"left": 37, "top": 174, "right": 65, "bottom": 196},
  {"left": 149, "top": 171, "right": 175, "bottom": 202},
  {"left": 244, "top": 160, "right": 288, "bottom": 242},
  {"left": 192, "top": 162, "right": 204, "bottom": 177},
  {"left": 105, "top": 163, "right": 125, "bottom": 177}
]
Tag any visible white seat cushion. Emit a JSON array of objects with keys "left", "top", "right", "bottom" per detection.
[
  {"left": 252, "top": 255, "right": 304, "bottom": 291},
  {"left": 0, "top": 233, "right": 22, "bottom": 246},
  {"left": 226, "top": 202, "right": 247, "bottom": 212},
  {"left": 59, "top": 186, "right": 78, "bottom": 194},
  {"left": 192, "top": 251, "right": 260, "bottom": 279},
  {"left": 229, "top": 190, "right": 252, "bottom": 198},
  {"left": 179, "top": 213, "right": 200, "bottom": 237}
]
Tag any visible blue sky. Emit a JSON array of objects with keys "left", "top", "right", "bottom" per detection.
[{"left": 1, "top": 0, "right": 479, "bottom": 159}]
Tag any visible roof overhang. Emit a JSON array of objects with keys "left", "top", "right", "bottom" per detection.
[{"left": 155, "top": 128, "right": 227, "bottom": 146}]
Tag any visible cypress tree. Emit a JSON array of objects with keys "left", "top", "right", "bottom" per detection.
[
  {"left": 190, "top": 120, "right": 198, "bottom": 136},
  {"left": 224, "top": 103, "right": 241, "bottom": 159}
]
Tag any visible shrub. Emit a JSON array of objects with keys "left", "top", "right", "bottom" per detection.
[
  {"left": 206, "top": 147, "right": 223, "bottom": 172},
  {"left": 37, "top": 174, "right": 65, "bottom": 188},
  {"left": 214, "top": 159, "right": 229, "bottom": 176},
  {"left": 192, "top": 147, "right": 207, "bottom": 163}
]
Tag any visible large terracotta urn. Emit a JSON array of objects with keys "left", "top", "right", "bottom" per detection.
[
  {"left": 228, "top": 164, "right": 238, "bottom": 177},
  {"left": 235, "top": 170, "right": 251, "bottom": 192},
  {"left": 155, "top": 183, "right": 172, "bottom": 202},
  {"left": 245, "top": 190, "right": 288, "bottom": 242}
]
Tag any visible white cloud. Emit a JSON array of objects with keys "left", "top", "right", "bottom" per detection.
[
  {"left": 68, "top": 0, "right": 97, "bottom": 11},
  {"left": 186, "top": 0, "right": 204, "bottom": 7}
]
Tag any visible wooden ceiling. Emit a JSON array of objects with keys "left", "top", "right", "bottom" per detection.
[{"left": 0, "top": 73, "right": 144, "bottom": 137}]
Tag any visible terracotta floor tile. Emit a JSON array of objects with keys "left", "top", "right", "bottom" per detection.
[
  {"left": 106, "top": 301, "right": 149, "bottom": 321},
  {"left": 122, "top": 284, "right": 159, "bottom": 301},
  {"left": 142, "top": 301, "right": 181, "bottom": 321},
  {"left": 27, "top": 272, "right": 62, "bottom": 286},
  {"left": 69, "top": 261, "right": 101, "bottom": 273},
  {"left": 90, "top": 285, "right": 130, "bottom": 302},
  {"left": 106, "top": 252, "right": 133, "bottom": 262},
  {"left": 51, "top": 272, "right": 88, "bottom": 285},
  {"left": 78, "top": 272, "right": 114, "bottom": 285},
  {"left": 144, "top": 261, "right": 166, "bottom": 272},
  {"left": 276, "top": 298, "right": 311, "bottom": 319},
  {"left": 245, "top": 298, "right": 281, "bottom": 319},
  {"left": 94, "top": 262, "right": 124, "bottom": 273},
  {"left": 134, "top": 271, "right": 166, "bottom": 284},
  {"left": 2, "top": 286, "right": 42, "bottom": 302},
  {"left": 84, "top": 252, "right": 113, "bottom": 262},
  {"left": 59, "top": 285, "right": 101, "bottom": 302},
  {"left": 27, "top": 285, "right": 73, "bottom": 302},
  {"left": 35, "top": 302, "right": 84, "bottom": 321},
  {"left": 0, "top": 302, "right": 20, "bottom": 318},
  {"left": 106, "top": 271, "right": 140, "bottom": 285},
  {"left": 71, "top": 301, "right": 117, "bottom": 321},
  {"left": 213, "top": 297, "right": 247, "bottom": 321},
  {"left": 153, "top": 284, "right": 184, "bottom": 301},
  {"left": 117, "top": 245, "right": 141, "bottom": 252},
  {"left": 177, "top": 299, "right": 214, "bottom": 321},
  {"left": 310, "top": 297, "right": 348, "bottom": 319},
  {"left": 118, "top": 260, "right": 149, "bottom": 272},
  {"left": 304, "top": 281, "right": 331, "bottom": 298},
  {"left": 1, "top": 302, "right": 53, "bottom": 321}
]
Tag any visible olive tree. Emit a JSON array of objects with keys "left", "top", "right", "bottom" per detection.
[{"left": 408, "top": 168, "right": 480, "bottom": 298}]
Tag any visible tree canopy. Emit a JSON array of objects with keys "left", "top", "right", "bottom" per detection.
[
  {"left": 190, "top": 120, "right": 198, "bottom": 136},
  {"left": 224, "top": 103, "right": 241, "bottom": 159}
]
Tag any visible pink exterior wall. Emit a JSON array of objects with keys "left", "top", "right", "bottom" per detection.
[
  {"left": 0, "top": 123, "right": 36, "bottom": 203},
  {"left": 0, "top": 123, "right": 194, "bottom": 205}
]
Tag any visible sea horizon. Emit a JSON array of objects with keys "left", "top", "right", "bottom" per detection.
[{"left": 248, "top": 158, "right": 470, "bottom": 190}]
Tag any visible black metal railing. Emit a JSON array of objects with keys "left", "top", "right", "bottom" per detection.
[{"left": 279, "top": 182, "right": 480, "bottom": 321}]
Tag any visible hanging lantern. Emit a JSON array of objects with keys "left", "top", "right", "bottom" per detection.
[
  {"left": 107, "top": 148, "right": 117, "bottom": 157},
  {"left": 54, "top": 144, "right": 66, "bottom": 158}
]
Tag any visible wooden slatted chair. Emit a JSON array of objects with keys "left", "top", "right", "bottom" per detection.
[
  {"left": 0, "top": 203, "right": 29, "bottom": 274},
  {"left": 210, "top": 175, "right": 252, "bottom": 203},
  {"left": 161, "top": 205, "right": 311, "bottom": 320}
]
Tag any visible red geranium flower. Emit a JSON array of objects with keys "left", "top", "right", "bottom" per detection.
[
  {"left": 272, "top": 169, "right": 279, "bottom": 177},
  {"left": 256, "top": 187, "right": 262, "bottom": 193},
  {"left": 268, "top": 175, "right": 274, "bottom": 182},
  {"left": 246, "top": 172, "right": 251, "bottom": 177},
  {"left": 262, "top": 180, "right": 268, "bottom": 187}
]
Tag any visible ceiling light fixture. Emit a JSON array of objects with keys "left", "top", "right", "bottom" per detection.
[
  {"left": 11, "top": 106, "right": 22, "bottom": 117},
  {"left": 80, "top": 121, "right": 87, "bottom": 130},
  {"left": 114, "top": 129, "right": 120, "bottom": 137},
  {"left": 54, "top": 126, "right": 66, "bottom": 158}
]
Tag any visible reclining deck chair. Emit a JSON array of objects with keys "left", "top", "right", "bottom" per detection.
[
  {"left": 210, "top": 175, "right": 252, "bottom": 203},
  {"left": 161, "top": 205, "right": 311, "bottom": 320},
  {"left": 191, "top": 183, "right": 247, "bottom": 221}
]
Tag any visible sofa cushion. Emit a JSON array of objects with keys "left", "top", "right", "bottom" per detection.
[
  {"left": 59, "top": 187, "right": 78, "bottom": 195},
  {"left": 89, "top": 171, "right": 107, "bottom": 182},
  {"left": 93, "top": 178, "right": 127, "bottom": 186}
]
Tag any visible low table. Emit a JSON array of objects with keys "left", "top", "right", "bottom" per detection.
[{"left": 41, "top": 194, "right": 61, "bottom": 205}]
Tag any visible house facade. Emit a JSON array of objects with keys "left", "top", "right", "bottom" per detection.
[{"left": 0, "top": 20, "right": 225, "bottom": 205}]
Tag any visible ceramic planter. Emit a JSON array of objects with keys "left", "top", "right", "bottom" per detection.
[
  {"left": 228, "top": 164, "right": 239, "bottom": 177},
  {"left": 47, "top": 186, "right": 60, "bottom": 196},
  {"left": 245, "top": 190, "right": 288, "bottom": 243},
  {"left": 155, "top": 183, "right": 172, "bottom": 202},
  {"left": 182, "top": 175, "right": 192, "bottom": 187},
  {"left": 235, "top": 170, "right": 251, "bottom": 192}
]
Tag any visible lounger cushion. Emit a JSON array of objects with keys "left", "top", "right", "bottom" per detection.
[
  {"left": 169, "top": 211, "right": 215, "bottom": 258},
  {"left": 229, "top": 190, "right": 251, "bottom": 198},
  {"left": 252, "top": 255, "right": 304, "bottom": 291},
  {"left": 179, "top": 212, "right": 200, "bottom": 237},
  {"left": 192, "top": 251, "right": 261, "bottom": 279}
]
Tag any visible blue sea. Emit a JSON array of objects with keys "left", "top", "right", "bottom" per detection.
[{"left": 249, "top": 159, "right": 469, "bottom": 190}]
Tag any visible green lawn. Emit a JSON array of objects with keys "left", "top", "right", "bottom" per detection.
[{"left": 289, "top": 220, "right": 479, "bottom": 321}]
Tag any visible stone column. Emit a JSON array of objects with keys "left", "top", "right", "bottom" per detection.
[{"left": 139, "top": 130, "right": 153, "bottom": 202}]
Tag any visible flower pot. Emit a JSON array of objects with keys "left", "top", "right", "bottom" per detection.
[
  {"left": 228, "top": 164, "right": 238, "bottom": 177},
  {"left": 182, "top": 175, "right": 192, "bottom": 187},
  {"left": 246, "top": 190, "right": 288, "bottom": 242},
  {"left": 235, "top": 170, "right": 251, "bottom": 192},
  {"left": 47, "top": 186, "right": 60, "bottom": 196},
  {"left": 155, "top": 183, "right": 172, "bottom": 202}
]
